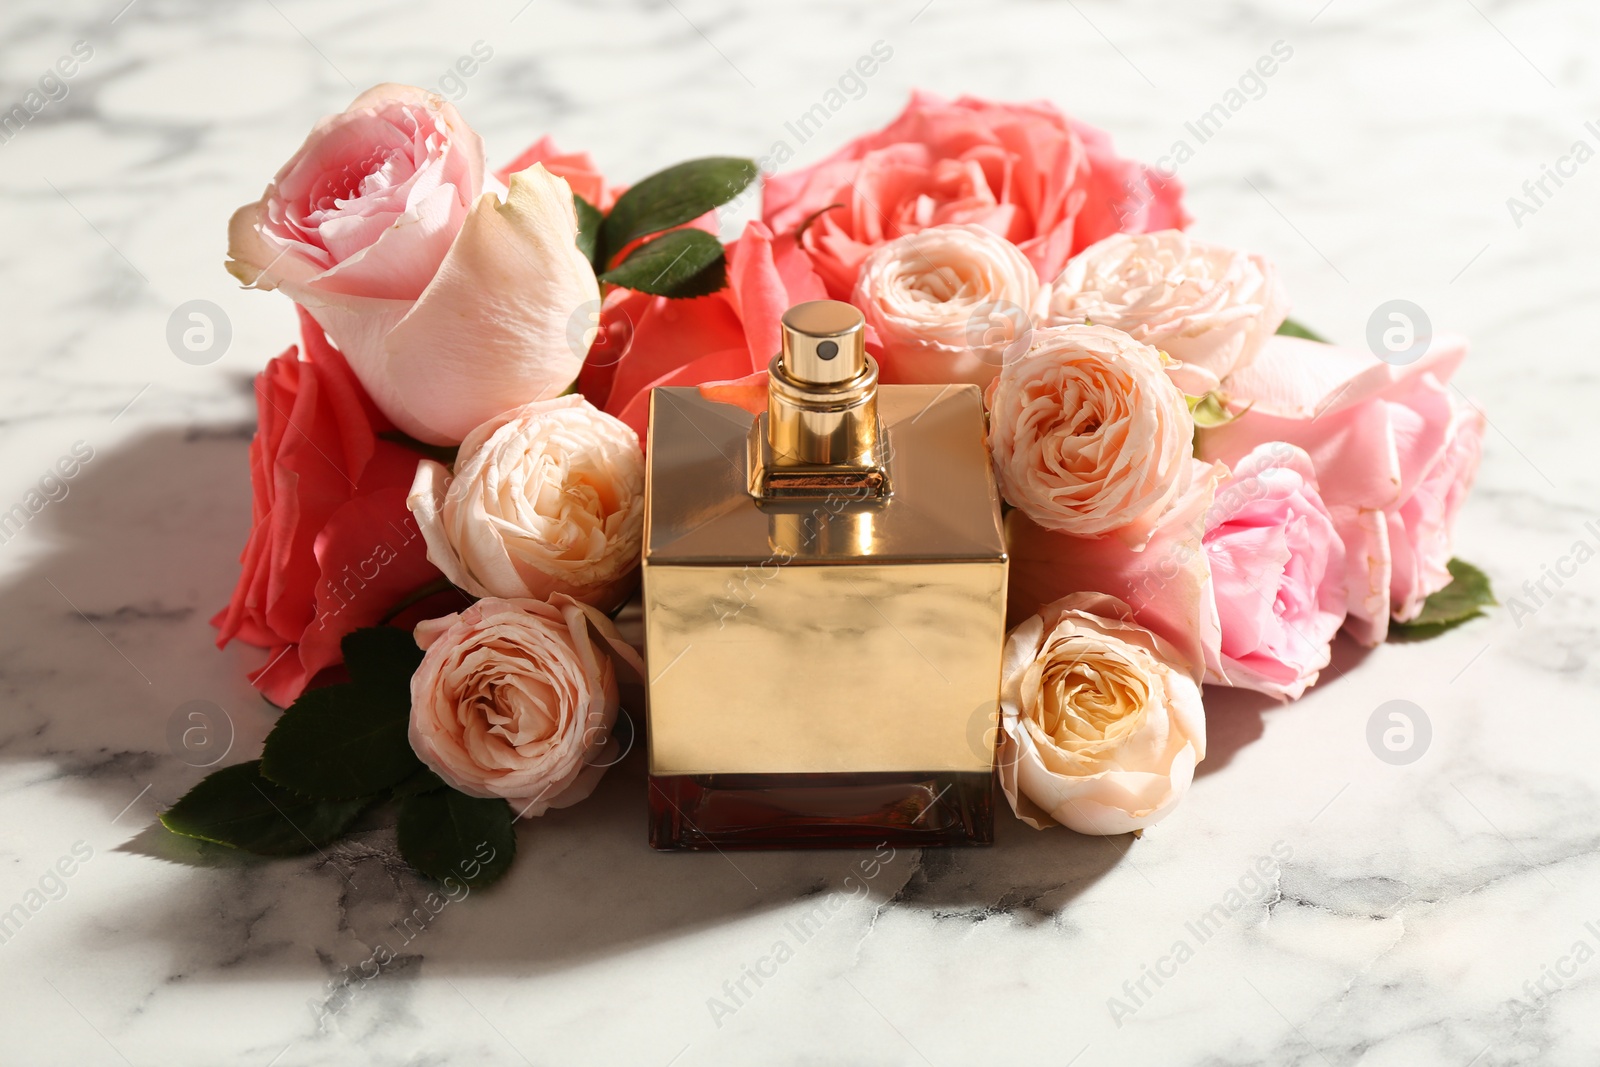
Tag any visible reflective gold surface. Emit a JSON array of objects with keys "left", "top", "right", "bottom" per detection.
[
  {"left": 765, "top": 300, "right": 881, "bottom": 470},
  {"left": 644, "top": 561, "right": 1006, "bottom": 774},
  {"left": 646, "top": 385, "right": 1005, "bottom": 564},
  {"left": 643, "top": 382, "right": 1008, "bottom": 776}
]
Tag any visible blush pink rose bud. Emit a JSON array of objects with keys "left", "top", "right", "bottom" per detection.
[
  {"left": 1203, "top": 443, "right": 1347, "bottom": 699},
  {"left": 1199, "top": 334, "right": 1485, "bottom": 644},
  {"left": 409, "top": 595, "right": 643, "bottom": 816},
  {"left": 763, "top": 90, "right": 1189, "bottom": 300},
  {"left": 1047, "top": 231, "right": 1289, "bottom": 396},
  {"left": 226, "top": 84, "right": 600, "bottom": 445},
  {"left": 851, "top": 223, "right": 1046, "bottom": 387},
  {"left": 999, "top": 592, "right": 1206, "bottom": 836},
  {"left": 986, "top": 324, "right": 1192, "bottom": 544},
  {"left": 407, "top": 395, "right": 645, "bottom": 613}
]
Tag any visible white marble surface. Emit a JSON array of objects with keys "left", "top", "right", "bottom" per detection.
[{"left": 3, "top": 0, "right": 1598, "bottom": 1063}]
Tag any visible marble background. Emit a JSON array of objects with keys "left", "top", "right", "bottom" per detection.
[{"left": 2, "top": 0, "right": 1598, "bottom": 1063}]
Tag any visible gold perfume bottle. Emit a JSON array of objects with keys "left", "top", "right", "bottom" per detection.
[{"left": 642, "top": 300, "right": 1008, "bottom": 850}]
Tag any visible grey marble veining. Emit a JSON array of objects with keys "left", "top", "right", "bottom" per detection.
[{"left": 2, "top": 0, "right": 1598, "bottom": 1063}]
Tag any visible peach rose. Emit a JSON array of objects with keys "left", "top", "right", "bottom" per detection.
[
  {"left": 1199, "top": 334, "right": 1485, "bottom": 643},
  {"left": 999, "top": 592, "right": 1205, "bottom": 835},
  {"left": 227, "top": 84, "right": 599, "bottom": 445},
  {"left": 1047, "top": 231, "right": 1289, "bottom": 396},
  {"left": 851, "top": 224, "right": 1045, "bottom": 386},
  {"left": 410, "top": 595, "right": 643, "bottom": 815},
  {"left": 407, "top": 395, "right": 644, "bottom": 612},
  {"left": 763, "top": 90, "right": 1189, "bottom": 300},
  {"left": 986, "top": 324, "right": 1191, "bottom": 543}
]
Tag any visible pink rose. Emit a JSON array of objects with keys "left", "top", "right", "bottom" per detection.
[
  {"left": 227, "top": 85, "right": 600, "bottom": 445},
  {"left": 1202, "top": 444, "right": 1346, "bottom": 698},
  {"left": 410, "top": 596, "right": 643, "bottom": 816},
  {"left": 999, "top": 592, "right": 1206, "bottom": 835},
  {"left": 1007, "top": 444, "right": 1347, "bottom": 700},
  {"left": 762, "top": 90, "right": 1189, "bottom": 300},
  {"left": 407, "top": 395, "right": 645, "bottom": 612},
  {"left": 213, "top": 309, "right": 441, "bottom": 707},
  {"left": 985, "top": 324, "right": 1192, "bottom": 544},
  {"left": 851, "top": 224, "right": 1045, "bottom": 386},
  {"left": 1198, "top": 334, "right": 1486, "bottom": 644},
  {"left": 1046, "top": 231, "right": 1289, "bottom": 396},
  {"left": 576, "top": 220, "right": 831, "bottom": 441}
]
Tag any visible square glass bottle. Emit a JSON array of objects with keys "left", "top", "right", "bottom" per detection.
[{"left": 642, "top": 301, "right": 1008, "bottom": 851}]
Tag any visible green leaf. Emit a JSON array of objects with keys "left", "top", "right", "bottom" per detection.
[
  {"left": 260, "top": 683, "right": 421, "bottom": 800},
  {"left": 1388, "top": 558, "right": 1497, "bottom": 641},
  {"left": 341, "top": 626, "right": 424, "bottom": 704},
  {"left": 573, "top": 193, "right": 604, "bottom": 271},
  {"left": 396, "top": 789, "right": 516, "bottom": 888},
  {"left": 160, "top": 761, "right": 369, "bottom": 856},
  {"left": 598, "top": 156, "right": 756, "bottom": 264},
  {"left": 1277, "top": 318, "right": 1329, "bottom": 343},
  {"left": 600, "top": 229, "right": 726, "bottom": 298},
  {"left": 393, "top": 766, "right": 448, "bottom": 798}
]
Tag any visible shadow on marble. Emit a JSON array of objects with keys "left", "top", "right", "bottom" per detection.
[
  {"left": 6, "top": 424, "right": 1124, "bottom": 981},
  {"left": 1196, "top": 636, "right": 1371, "bottom": 780}
]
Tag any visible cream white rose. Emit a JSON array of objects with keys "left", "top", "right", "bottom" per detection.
[
  {"left": 985, "top": 323, "right": 1191, "bottom": 544},
  {"left": 1047, "top": 230, "right": 1288, "bottom": 395},
  {"left": 999, "top": 592, "right": 1206, "bottom": 836},
  {"left": 851, "top": 223, "right": 1045, "bottom": 386},
  {"left": 407, "top": 394, "right": 644, "bottom": 612},
  {"left": 410, "top": 595, "right": 643, "bottom": 816}
]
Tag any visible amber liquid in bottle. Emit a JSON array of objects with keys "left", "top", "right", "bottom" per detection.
[{"left": 649, "top": 771, "right": 995, "bottom": 851}]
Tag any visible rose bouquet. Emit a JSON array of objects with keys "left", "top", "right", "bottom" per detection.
[{"left": 162, "top": 87, "right": 1492, "bottom": 885}]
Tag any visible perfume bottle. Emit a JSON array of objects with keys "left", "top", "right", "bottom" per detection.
[{"left": 642, "top": 300, "right": 1008, "bottom": 851}]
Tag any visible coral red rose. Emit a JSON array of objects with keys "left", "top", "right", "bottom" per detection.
[
  {"left": 494, "top": 135, "right": 621, "bottom": 211},
  {"left": 577, "top": 219, "right": 832, "bottom": 441},
  {"left": 212, "top": 309, "right": 440, "bottom": 707},
  {"left": 762, "top": 90, "right": 1189, "bottom": 301}
]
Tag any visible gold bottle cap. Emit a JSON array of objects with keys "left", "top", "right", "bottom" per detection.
[{"left": 781, "top": 300, "right": 866, "bottom": 385}]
